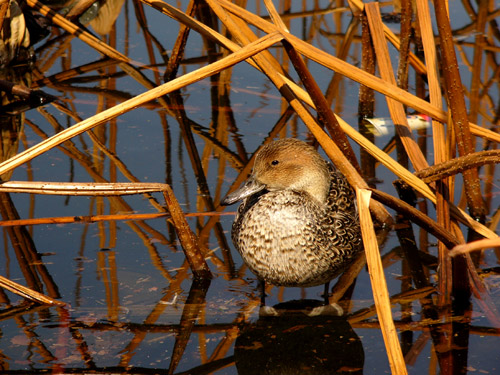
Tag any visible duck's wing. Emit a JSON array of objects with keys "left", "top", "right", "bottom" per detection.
[{"left": 325, "top": 164, "right": 358, "bottom": 215}]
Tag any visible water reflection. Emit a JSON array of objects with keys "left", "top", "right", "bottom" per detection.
[{"left": 235, "top": 300, "right": 364, "bottom": 375}]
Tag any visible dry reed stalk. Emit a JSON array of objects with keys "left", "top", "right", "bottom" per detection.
[
  {"left": 490, "top": 209, "right": 500, "bottom": 232},
  {"left": 132, "top": 1, "right": 165, "bottom": 85},
  {"left": 463, "top": 251, "right": 500, "bottom": 328},
  {"left": 357, "top": 188, "right": 408, "bottom": 375},
  {"left": 205, "top": 0, "right": 285, "bottom": 76},
  {"left": 450, "top": 206, "right": 495, "bottom": 239},
  {"left": 139, "top": 0, "right": 247, "bottom": 62},
  {"left": 358, "top": 13, "right": 377, "bottom": 180},
  {"left": 64, "top": 0, "right": 96, "bottom": 19},
  {"left": 369, "top": 189, "right": 460, "bottom": 248},
  {"left": 45, "top": 49, "right": 491, "bottom": 245},
  {"left": 448, "top": 230, "right": 500, "bottom": 334},
  {"left": 346, "top": 0, "right": 427, "bottom": 75},
  {"left": 164, "top": 0, "right": 197, "bottom": 81},
  {"left": 434, "top": 0, "right": 486, "bottom": 220},
  {"left": 433, "top": 3, "right": 491, "bottom": 356},
  {"left": 262, "top": 0, "right": 289, "bottom": 31},
  {"left": 24, "top": 119, "right": 171, "bottom": 245},
  {"left": 396, "top": 0, "right": 412, "bottom": 89},
  {"left": 458, "top": 42, "right": 500, "bottom": 53},
  {"left": 415, "top": 0, "right": 454, "bottom": 307},
  {"left": 340, "top": 117, "right": 435, "bottom": 199},
  {"left": 282, "top": 7, "right": 351, "bottom": 21},
  {"left": 282, "top": 39, "right": 361, "bottom": 172},
  {"left": 26, "top": 0, "right": 129, "bottom": 63},
  {"left": 162, "top": 188, "right": 212, "bottom": 279},
  {"left": 468, "top": 124, "right": 500, "bottom": 144},
  {"left": 0, "top": 181, "right": 172, "bottom": 195},
  {"left": 0, "top": 31, "right": 283, "bottom": 177},
  {"left": 152, "top": 0, "right": 423, "bottom": 122},
  {"left": 55, "top": 100, "right": 241, "bottom": 180},
  {"left": 365, "top": 3, "right": 429, "bottom": 172},
  {"left": 0, "top": 274, "right": 65, "bottom": 306},
  {"left": 450, "top": 238, "right": 500, "bottom": 257},
  {"left": 414, "top": 150, "right": 500, "bottom": 183},
  {"left": 0, "top": 211, "right": 234, "bottom": 227},
  {"left": 0, "top": 212, "right": 167, "bottom": 226},
  {"left": 416, "top": 2, "right": 444, "bottom": 138},
  {"left": 118, "top": 62, "right": 170, "bottom": 108}
]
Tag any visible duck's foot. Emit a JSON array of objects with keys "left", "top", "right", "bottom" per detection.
[
  {"left": 306, "top": 303, "right": 343, "bottom": 317},
  {"left": 259, "top": 305, "right": 280, "bottom": 316},
  {"left": 258, "top": 301, "right": 344, "bottom": 317}
]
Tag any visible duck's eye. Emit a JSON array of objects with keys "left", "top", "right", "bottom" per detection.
[{"left": 271, "top": 160, "right": 279, "bottom": 166}]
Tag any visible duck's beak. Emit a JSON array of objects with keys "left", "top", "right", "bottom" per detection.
[{"left": 221, "top": 176, "right": 266, "bottom": 205}]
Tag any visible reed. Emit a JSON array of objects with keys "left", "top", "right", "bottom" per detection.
[
  {"left": 0, "top": 274, "right": 65, "bottom": 306},
  {"left": 357, "top": 188, "right": 408, "bottom": 374}
]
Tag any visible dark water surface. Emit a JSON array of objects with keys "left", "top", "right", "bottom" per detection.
[{"left": 0, "top": 0, "right": 499, "bottom": 373}]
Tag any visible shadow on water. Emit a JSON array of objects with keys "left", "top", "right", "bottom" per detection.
[
  {"left": 235, "top": 300, "right": 364, "bottom": 375},
  {"left": 0, "top": 0, "right": 499, "bottom": 374}
]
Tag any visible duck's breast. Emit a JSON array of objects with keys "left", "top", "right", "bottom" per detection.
[{"left": 232, "top": 190, "right": 341, "bottom": 286}]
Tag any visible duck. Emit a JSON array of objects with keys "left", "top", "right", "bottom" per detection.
[{"left": 222, "top": 138, "right": 362, "bottom": 300}]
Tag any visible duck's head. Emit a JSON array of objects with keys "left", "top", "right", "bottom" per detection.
[{"left": 222, "top": 138, "right": 330, "bottom": 206}]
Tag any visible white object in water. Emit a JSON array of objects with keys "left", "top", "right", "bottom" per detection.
[{"left": 364, "top": 114, "right": 431, "bottom": 136}]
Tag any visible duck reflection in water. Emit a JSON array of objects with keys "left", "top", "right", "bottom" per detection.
[
  {"left": 234, "top": 299, "right": 364, "bottom": 374},
  {"left": 222, "top": 138, "right": 362, "bottom": 311}
]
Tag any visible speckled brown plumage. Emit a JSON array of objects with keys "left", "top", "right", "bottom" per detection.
[{"left": 222, "top": 138, "right": 362, "bottom": 287}]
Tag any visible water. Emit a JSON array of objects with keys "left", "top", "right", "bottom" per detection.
[{"left": 0, "top": 0, "right": 499, "bottom": 373}]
